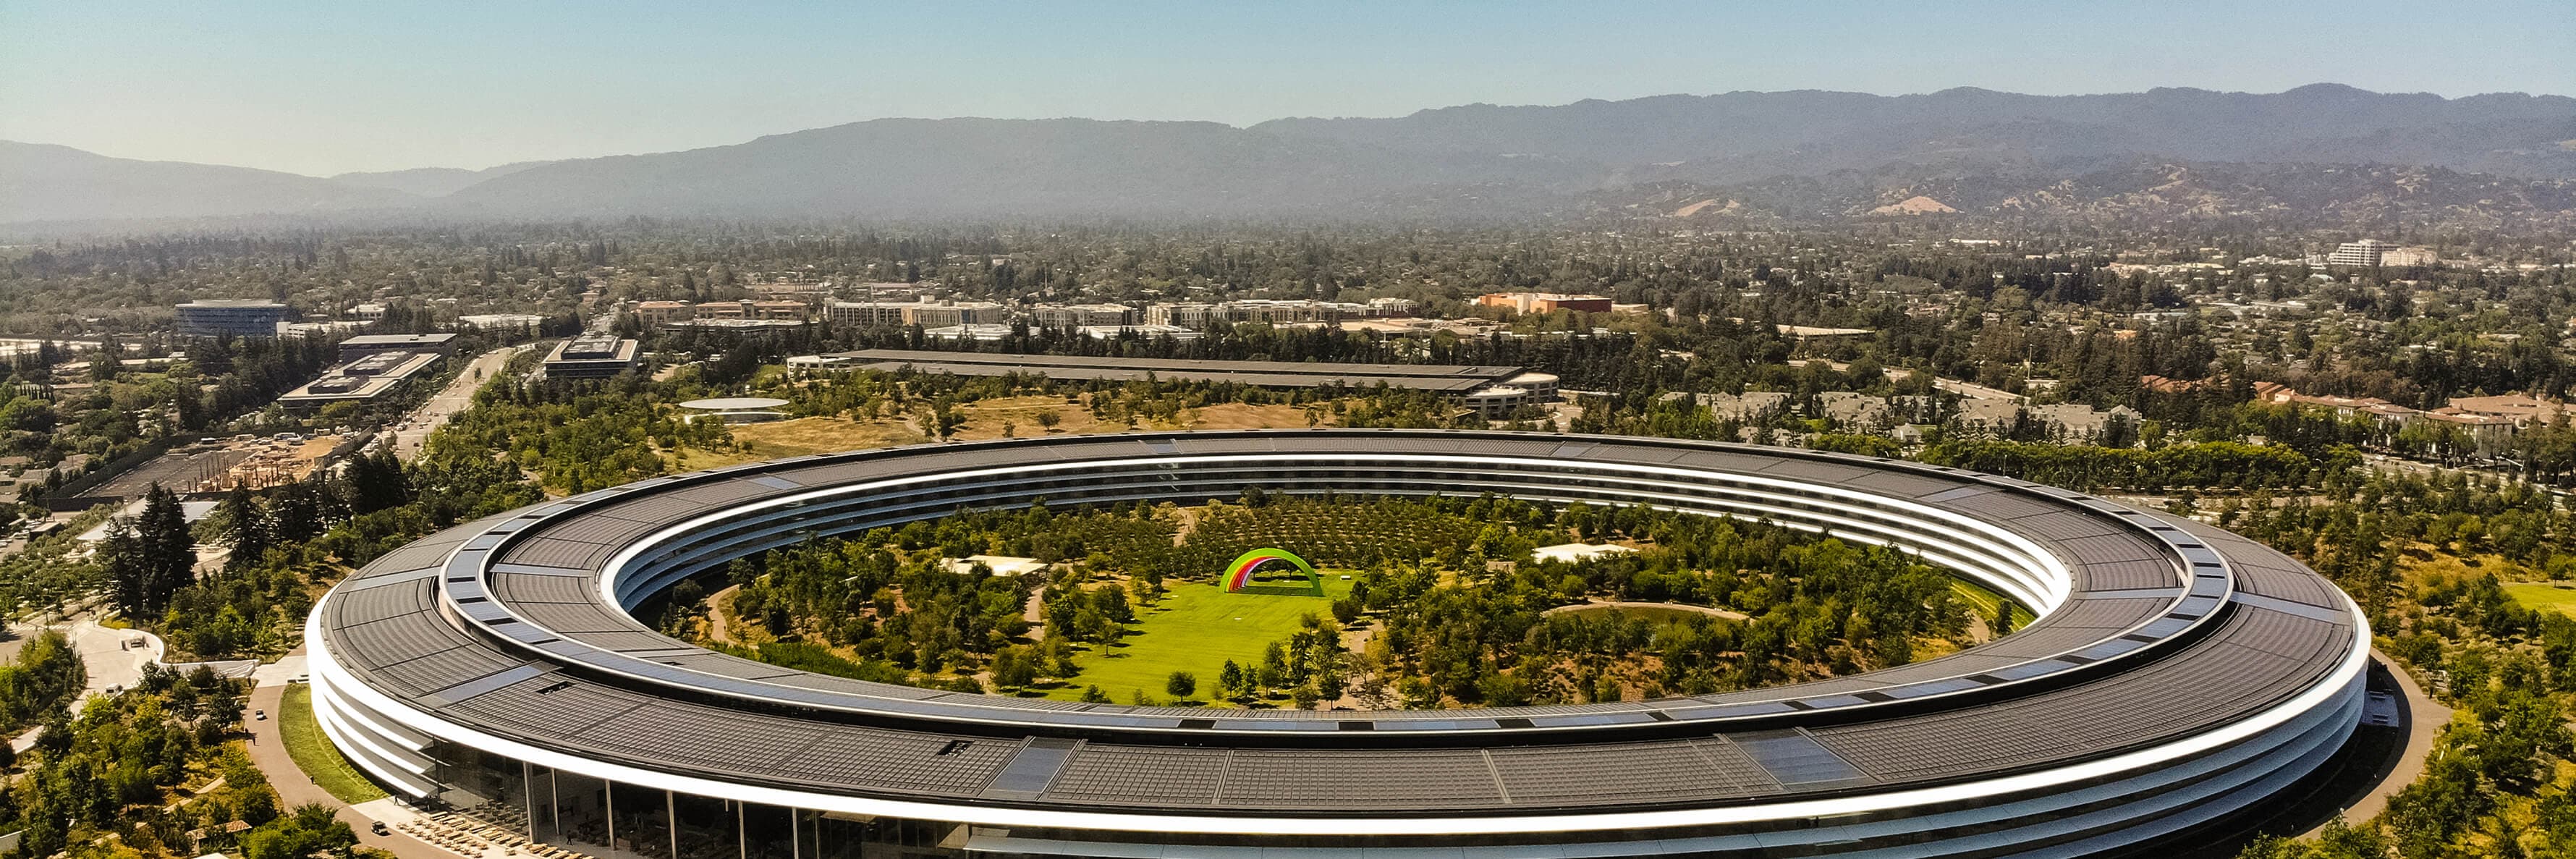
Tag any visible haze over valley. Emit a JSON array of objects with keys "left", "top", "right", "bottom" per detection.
[{"left": 7, "top": 84, "right": 2572, "bottom": 227}]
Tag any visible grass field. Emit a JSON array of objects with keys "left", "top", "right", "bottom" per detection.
[
  {"left": 279, "top": 684, "right": 390, "bottom": 804},
  {"left": 2506, "top": 582, "right": 2576, "bottom": 616},
  {"left": 1949, "top": 579, "right": 2040, "bottom": 632},
  {"left": 1042, "top": 574, "right": 1355, "bottom": 704}
]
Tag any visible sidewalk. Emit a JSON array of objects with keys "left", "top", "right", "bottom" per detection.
[{"left": 2323, "top": 653, "right": 2454, "bottom": 829}]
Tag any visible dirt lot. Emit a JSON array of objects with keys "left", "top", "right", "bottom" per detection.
[{"left": 669, "top": 398, "right": 1319, "bottom": 470}]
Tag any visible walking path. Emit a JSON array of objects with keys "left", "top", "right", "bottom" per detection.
[
  {"left": 1538, "top": 600, "right": 1750, "bottom": 620},
  {"left": 245, "top": 677, "right": 453, "bottom": 859},
  {"left": 2302, "top": 652, "right": 2454, "bottom": 834}
]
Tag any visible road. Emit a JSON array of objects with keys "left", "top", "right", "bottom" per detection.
[
  {"left": 392, "top": 346, "right": 520, "bottom": 460},
  {"left": 245, "top": 674, "right": 455, "bottom": 859}
]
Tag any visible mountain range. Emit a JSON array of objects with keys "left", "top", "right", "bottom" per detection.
[{"left": 5, "top": 84, "right": 2571, "bottom": 227}]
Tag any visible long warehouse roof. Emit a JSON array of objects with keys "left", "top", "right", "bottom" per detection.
[{"left": 825, "top": 349, "right": 1528, "bottom": 392}]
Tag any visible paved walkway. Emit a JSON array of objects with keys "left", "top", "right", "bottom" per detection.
[
  {"left": 253, "top": 653, "right": 310, "bottom": 687},
  {"left": 1538, "top": 600, "right": 1750, "bottom": 621},
  {"left": 31, "top": 619, "right": 162, "bottom": 703},
  {"left": 2304, "top": 652, "right": 2454, "bottom": 834}
]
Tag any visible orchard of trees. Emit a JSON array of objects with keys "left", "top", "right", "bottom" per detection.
[{"left": 692, "top": 491, "right": 1980, "bottom": 708}]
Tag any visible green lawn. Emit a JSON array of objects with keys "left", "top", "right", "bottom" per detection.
[
  {"left": 1949, "top": 579, "right": 2039, "bottom": 632},
  {"left": 1043, "top": 574, "right": 1355, "bottom": 704},
  {"left": 2506, "top": 583, "right": 2576, "bottom": 617},
  {"left": 279, "top": 683, "right": 391, "bottom": 803}
]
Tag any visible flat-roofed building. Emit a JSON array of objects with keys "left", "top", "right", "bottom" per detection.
[
  {"left": 1030, "top": 303, "right": 1133, "bottom": 329},
  {"left": 662, "top": 318, "right": 808, "bottom": 336},
  {"left": 905, "top": 301, "right": 1005, "bottom": 328},
  {"left": 693, "top": 301, "right": 747, "bottom": 319},
  {"left": 749, "top": 300, "right": 810, "bottom": 320},
  {"left": 2328, "top": 240, "right": 2394, "bottom": 267},
  {"left": 336, "top": 333, "right": 458, "bottom": 362},
  {"left": 1217, "top": 299, "right": 1364, "bottom": 324},
  {"left": 1463, "top": 384, "right": 1538, "bottom": 419},
  {"left": 459, "top": 313, "right": 546, "bottom": 335},
  {"left": 1366, "top": 297, "right": 1418, "bottom": 316},
  {"left": 276, "top": 350, "right": 443, "bottom": 409},
  {"left": 1078, "top": 323, "right": 1199, "bottom": 341},
  {"left": 920, "top": 323, "right": 1014, "bottom": 342},
  {"left": 839, "top": 281, "right": 921, "bottom": 302},
  {"left": 826, "top": 301, "right": 911, "bottom": 328},
  {"left": 542, "top": 335, "right": 642, "bottom": 378},
  {"left": 1477, "top": 292, "right": 1615, "bottom": 314},
  {"left": 1147, "top": 302, "right": 1220, "bottom": 329},
  {"left": 834, "top": 349, "right": 1529, "bottom": 392},
  {"left": 175, "top": 300, "right": 288, "bottom": 337}
]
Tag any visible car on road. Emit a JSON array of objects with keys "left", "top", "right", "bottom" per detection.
[
  {"left": 371, "top": 821, "right": 390, "bottom": 837},
  {"left": 253, "top": 709, "right": 265, "bottom": 720}
]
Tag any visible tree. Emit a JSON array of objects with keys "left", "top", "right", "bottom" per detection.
[
  {"left": 269, "top": 479, "right": 326, "bottom": 540},
  {"left": 109, "top": 484, "right": 194, "bottom": 618},
  {"left": 1217, "top": 660, "right": 1248, "bottom": 700},
  {"left": 242, "top": 803, "right": 357, "bottom": 859},
  {"left": 0, "top": 397, "right": 54, "bottom": 433},
  {"left": 90, "top": 334, "right": 120, "bottom": 382},
  {"left": 339, "top": 446, "right": 410, "bottom": 515},
  {"left": 1164, "top": 670, "right": 1197, "bottom": 700},
  {"left": 218, "top": 484, "right": 271, "bottom": 570}
]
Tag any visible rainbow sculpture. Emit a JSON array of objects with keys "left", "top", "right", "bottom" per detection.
[{"left": 1222, "top": 547, "right": 1319, "bottom": 593}]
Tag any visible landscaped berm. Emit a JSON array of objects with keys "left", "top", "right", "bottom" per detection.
[{"left": 1042, "top": 573, "right": 1354, "bottom": 703}]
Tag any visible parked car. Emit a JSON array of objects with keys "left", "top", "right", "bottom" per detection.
[{"left": 253, "top": 709, "right": 266, "bottom": 721}]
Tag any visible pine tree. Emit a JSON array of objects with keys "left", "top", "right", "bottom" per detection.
[
  {"left": 219, "top": 484, "right": 270, "bottom": 571},
  {"left": 109, "top": 485, "right": 195, "bottom": 618},
  {"left": 341, "top": 447, "right": 410, "bottom": 515},
  {"left": 140, "top": 485, "right": 194, "bottom": 606}
]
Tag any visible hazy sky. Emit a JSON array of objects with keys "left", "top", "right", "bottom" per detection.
[{"left": 4, "top": 0, "right": 2569, "bottom": 177}]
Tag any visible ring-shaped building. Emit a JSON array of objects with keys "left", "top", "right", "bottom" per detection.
[{"left": 305, "top": 430, "right": 2369, "bottom": 858}]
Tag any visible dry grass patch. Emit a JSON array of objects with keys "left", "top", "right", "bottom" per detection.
[
  {"left": 670, "top": 417, "right": 929, "bottom": 470},
  {"left": 1185, "top": 402, "right": 1314, "bottom": 430}
]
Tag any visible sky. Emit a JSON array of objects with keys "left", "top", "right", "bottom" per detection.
[{"left": 3, "top": 1, "right": 2570, "bottom": 177}]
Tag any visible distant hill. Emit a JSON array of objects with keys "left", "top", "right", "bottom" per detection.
[
  {"left": 0, "top": 140, "right": 419, "bottom": 224},
  {"left": 1255, "top": 84, "right": 2576, "bottom": 182},
  {"left": 434, "top": 117, "right": 1596, "bottom": 219},
  {"left": 5, "top": 85, "right": 2572, "bottom": 227},
  {"left": 1630, "top": 158, "right": 2576, "bottom": 229},
  {"left": 330, "top": 161, "right": 551, "bottom": 197}
]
